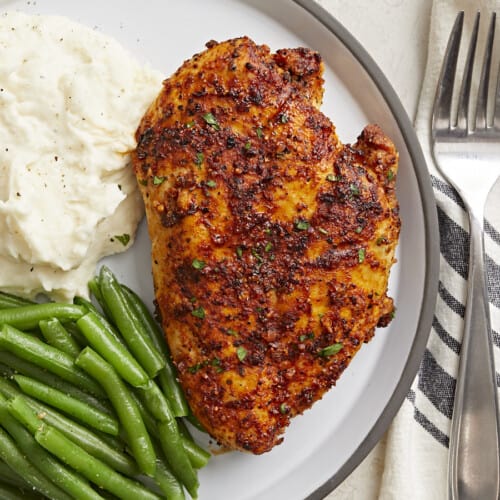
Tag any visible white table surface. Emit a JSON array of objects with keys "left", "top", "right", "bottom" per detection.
[{"left": 318, "top": 0, "right": 433, "bottom": 121}]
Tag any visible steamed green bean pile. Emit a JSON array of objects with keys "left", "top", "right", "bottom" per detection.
[{"left": 0, "top": 266, "right": 210, "bottom": 499}]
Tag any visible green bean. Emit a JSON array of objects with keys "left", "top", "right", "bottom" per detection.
[
  {"left": 98, "top": 266, "right": 164, "bottom": 377},
  {"left": 5, "top": 395, "right": 44, "bottom": 434},
  {"left": 177, "top": 419, "right": 210, "bottom": 469},
  {"left": 152, "top": 460, "right": 185, "bottom": 500},
  {"left": 35, "top": 425, "right": 161, "bottom": 500},
  {"left": 0, "top": 298, "right": 21, "bottom": 310},
  {"left": 181, "top": 435, "right": 210, "bottom": 469},
  {"left": 110, "top": 402, "right": 186, "bottom": 499},
  {"left": 0, "top": 303, "right": 85, "bottom": 330},
  {"left": 0, "top": 292, "right": 34, "bottom": 309},
  {"left": 0, "top": 427, "right": 72, "bottom": 500},
  {"left": 76, "top": 348, "right": 156, "bottom": 477},
  {"left": 0, "top": 376, "right": 24, "bottom": 400},
  {"left": 129, "top": 390, "right": 208, "bottom": 471},
  {"left": 129, "top": 390, "right": 159, "bottom": 437},
  {"left": 80, "top": 309, "right": 126, "bottom": 346},
  {"left": 0, "top": 351, "right": 112, "bottom": 415},
  {"left": 134, "top": 379, "right": 198, "bottom": 493},
  {"left": 76, "top": 312, "right": 148, "bottom": 387},
  {"left": 186, "top": 411, "right": 208, "bottom": 433},
  {"left": 0, "top": 362, "right": 13, "bottom": 378},
  {"left": 0, "top": 460, "right": 31, "bottom": 491},
  {"left": 73, "top": 296, "right": 101, "bottom": 316},
  {"left": 6, "top": 393, "right": 138, "bottom": 477},
  {"left": 109, "top": 396, "right": 186, "bottom": 499},
  {"left": 122, "top": 285, "right": 189, "bottom": 417},
  {"left": 13, "top": 375, "right": 119, "bottom": 436},
  {"left": 135, "top": 379, "right": 175, "bottom": 423},
  {"left": 7, "top": 386, "right": 121, "bottom": 446},
  {"left": 0, "top": 291, "right": 35, "bottom": 303},
  {"left": 0, "top": 482, "right": 43, "bottom": 500},
  {"left": 39, "top": 318, "right": 80, "bottom": 358},
  {"left": 63, "top": 321, "right": 89, "bottom": 348},
  {"left": 88, "top": 276, "right": 113, "bottom": 319},
  {"left": 157, "top": 419, "right": 199, "bottom": 498},
  {"left": 163, "top": 439, "right": 197, "bottom": 493},
  {"left": 0, "top": 291, "right": 35, "bottom": 308},
  {"left": 120, "top": 287, "right": 163, "bottom": 350},
  {"left": 0, "top": 393, "right": 104, "bottom": 500},
  {"left": 157, "top": 369, "right": 188, "bottom": 417},
  {"left": 0, "top": 324, "right": 104, "bottom": 397},
  {"left": 0, "top": 483, "right": 23, "bottom": 500},
  {"left": 176, "top": 416, "right": 192, "bottom": 439}
]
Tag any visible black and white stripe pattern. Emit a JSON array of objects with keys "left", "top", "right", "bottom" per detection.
[{"left": 407, "top": 173, "right": 500, "bottom": 448}]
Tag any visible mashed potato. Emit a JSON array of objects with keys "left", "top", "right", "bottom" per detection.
[{"left": 0, "top": 11, "right": 163, "bottom": 300}]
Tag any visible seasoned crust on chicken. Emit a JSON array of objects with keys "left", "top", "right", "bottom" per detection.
[{"left": 133, "top": 37, "right": 400, "bottom": 454}]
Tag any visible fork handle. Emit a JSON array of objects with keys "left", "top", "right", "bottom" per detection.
[{"left": 448, "top": 213, "right": 500, "bottom": 500}]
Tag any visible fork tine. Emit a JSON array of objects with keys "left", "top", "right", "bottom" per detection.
[
  {"left": 494, "top": 59, "right": 500, "bottom": 130},
  {"left": 456, "top": 13, "right": 480, "bottom": 131},
  {"left": 476, "top": 13, "right": 496, "bottom": 130},
  {"left": 432, "top": 12, "right": 464, "bottom": 134}
]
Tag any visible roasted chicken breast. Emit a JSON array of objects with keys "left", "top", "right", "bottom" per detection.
[{"left": 133, "top": 37, "right": 400, "bottom": 454}]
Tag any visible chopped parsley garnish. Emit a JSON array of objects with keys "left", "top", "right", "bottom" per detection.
[
  {"left": 206, "top": 180, "right": 217, "bottom": 188},
  {"left": 256, "top": 127, "right": 263, "bottom": 138},
  {"left": 139, "top": 179, "right": 148, "bottom": 186},
  {"left": 251, "top": 248, "right": 263, "bottom": 263},
  {"left": 299, "top": 332, "right": 315, "bottom": 342},
  {"left": 279, "top": 403, "right": 289, "bottom": 415},
  {"left": 194, "top": 152, "right": 204, "bottom": 166},
  {"left": 318, "top": 227, "right": 328, "bottom": 235},
  {"left": 387, "top": 169, "right": 394, "bottom": 181},
  {"left": 202, "top": 112, "right": 220, "bottom": 130},
  {"left": 226, "top": 328, "right": 238, "bottom": 336},
  {"left": 236, "top": 346, "right": 247, "bottom": 362},
  {"left": 318, "top": 343, "right": 343, "bottom": 357},
  {"left": 355, "top": 226, "right": 363, "bottom": 234},
  {"left": 279, "top": 113, "right": 289, "bottom": 123},
  {"left": 264, "top": 242, "right": 273, "bottom": 253},
  {"left": 114, "top": 234, "right": 130, "bottom": 246},
  {"left": 350, "top": 184, "right": 360, "bottom": 196},
  {"left": 236, "top": 246, "right": 243, "bottom": 258},
  {"left": 192, "top": 258, "right": 206, "bottom": 270},
  {"left": 191, "top": 306, "right": 206, "bottom": 319},
  {"left": 244, "top": 141, "right": 251, "bottom": 150},
  {"left": 358, "top": 248, "right": 365, "bottom": 263},
  {"left": 153, "top": 176, "right": 165, "bottom": 185},
  {"left": 326, "top": 174, "right": 339, "bottom": 182},
  {"left": 189, "top": 358, "right": 221, "bottom": 374},
  {"left": 186, "top": 120, "right": 196, "bottom": 128},
  {"left": 188, "top": 362, "right": 204, "bottom": 374},
  {"left": 295, "top": 220, "right": 310, "bottom": 231}
]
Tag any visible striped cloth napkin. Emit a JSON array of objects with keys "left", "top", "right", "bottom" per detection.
[{"left": 327, "top": 0, "right": 500, "bottom": 498}]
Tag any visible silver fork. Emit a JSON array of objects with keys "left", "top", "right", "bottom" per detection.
[{"left": 432, "top": 11, "right": 500, "bottom": 500}]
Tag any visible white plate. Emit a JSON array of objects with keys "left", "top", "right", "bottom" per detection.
[{"left": 1, "top": 0, "right": 440, "bottom": 498}]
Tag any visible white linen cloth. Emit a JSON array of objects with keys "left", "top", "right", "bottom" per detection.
[{"left": 315, "top": 0, "right": 500, "bottom": 498}]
